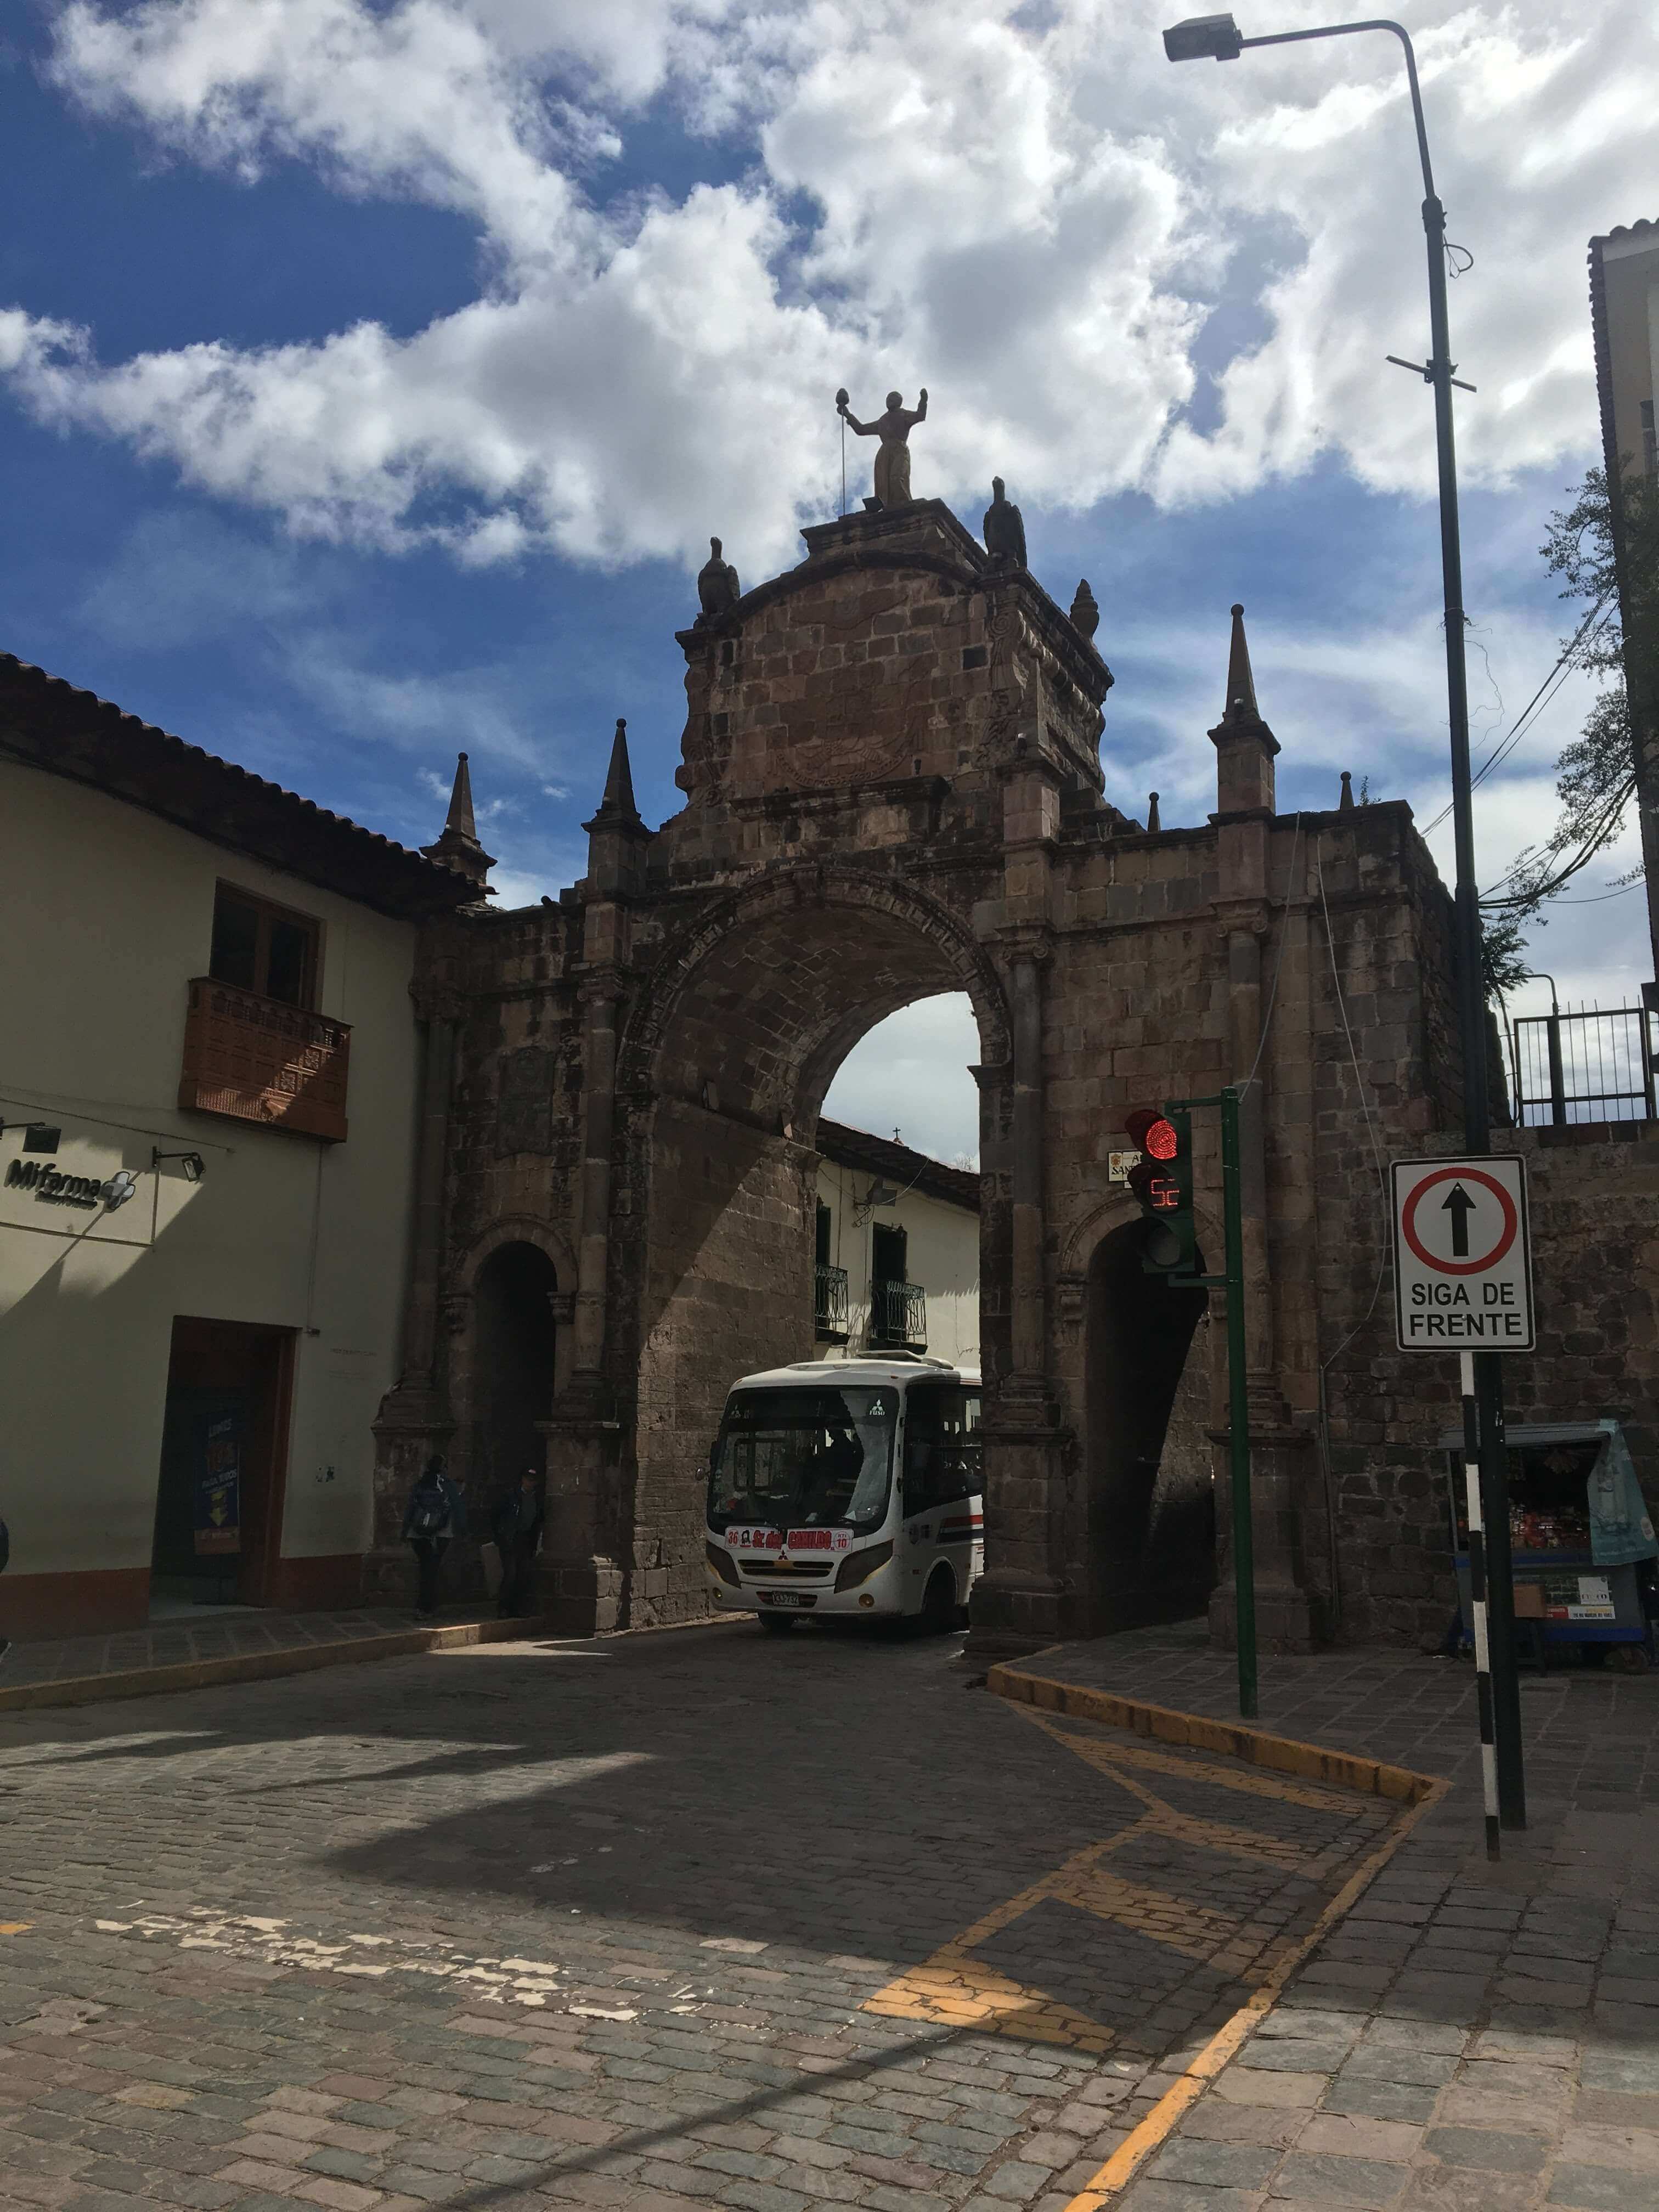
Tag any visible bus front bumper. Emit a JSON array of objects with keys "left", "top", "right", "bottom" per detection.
[{"left": 706, "top": 1538, "right": 901, "bottom": 1617}]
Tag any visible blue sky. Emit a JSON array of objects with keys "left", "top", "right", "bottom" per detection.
[{"left": 2, "top": 1, "right": 1651, "bottom": 1163}]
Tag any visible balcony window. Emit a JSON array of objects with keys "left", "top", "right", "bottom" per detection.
[
  {"left": 870, "top": 1225, "right": 926, "bottom": 1347},
  {"left": 210, "top": 884, "right": 320, "bottom": 1011}
]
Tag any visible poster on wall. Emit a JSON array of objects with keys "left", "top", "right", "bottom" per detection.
[{"left": 194, "top": 1413, "right": 242, "bottom": 1556}]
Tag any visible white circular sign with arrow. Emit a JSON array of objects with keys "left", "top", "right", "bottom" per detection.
[{"left": 1390, "top": 1154, "right": 1534, "bottom": 1351}]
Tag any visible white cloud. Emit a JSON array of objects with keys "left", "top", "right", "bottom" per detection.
[
  {"left": 3, "top": 0, "right": 1646, "bottom": 580},
  {"left": 823, "top": 995, "right": 982, "bottom": 1167}
]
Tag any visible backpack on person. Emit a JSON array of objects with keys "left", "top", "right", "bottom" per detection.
[{"left": 407, "top": 1478, "right": 450, "bottom": 1540}]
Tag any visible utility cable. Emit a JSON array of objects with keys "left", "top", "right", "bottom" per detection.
[{"left": 1420, "top": 594, "right": 1617, "bottom": 837}]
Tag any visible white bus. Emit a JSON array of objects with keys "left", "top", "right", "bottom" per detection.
[{"left": 704, "top": 1356, "right": 984, "bottom": 1632}]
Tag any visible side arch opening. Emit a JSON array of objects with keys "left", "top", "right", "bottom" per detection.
[
  {"left": 472, "top": 1242, "right": 558, "bottom": 1511},
  {"left": 1085, "top": 1219, "right": 1214, "bottom": 1628}
]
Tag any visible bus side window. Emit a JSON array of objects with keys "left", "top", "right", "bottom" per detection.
[{"left": 905, "top": 1386, "right": 979, "bottom": 1513}]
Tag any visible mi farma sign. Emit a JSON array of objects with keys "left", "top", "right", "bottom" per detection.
[{"left": 5, "top": 1156, "right": 137, "bottom": 1214}]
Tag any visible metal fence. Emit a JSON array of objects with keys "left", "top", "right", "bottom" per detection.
[
  {"left": 814, "top": 1262, "right": 849, "bottom": 1338},
  {"left": 1508, "top": 1003, "right": 1657, "bottom": 1127},
  {"left": 871, "top": 1278, "right": 928, "bottom": 1350}
]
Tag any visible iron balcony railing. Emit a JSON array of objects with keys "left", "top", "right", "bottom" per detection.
[
  {"left": 871, "top": 1278, "right": 927, "bottom": 1350},
  {"left": 814, "top": 1262, "right": 849, "bottom": 1338},
  {"left": 1509, "top": 1003, "right": 1656, "bottom": 1127}
]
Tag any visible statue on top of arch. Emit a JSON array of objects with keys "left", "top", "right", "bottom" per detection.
[{"left": 837, "top": 385, "right": 928, "bottom": 507}]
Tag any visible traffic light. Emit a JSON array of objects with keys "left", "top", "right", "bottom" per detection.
[{"left": 1123, "top": 1105, "right": 1195, "bottom": 1275}]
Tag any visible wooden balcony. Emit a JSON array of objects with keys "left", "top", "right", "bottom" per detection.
[{"left": 179, "top": 978, "right": 351, "bottom": 1142}]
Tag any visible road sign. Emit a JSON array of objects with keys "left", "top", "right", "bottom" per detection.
[{"left": 1391, "top": 1155, "right": 1534, "bottom": 1351}]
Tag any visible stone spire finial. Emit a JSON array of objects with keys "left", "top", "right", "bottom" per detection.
[
  {"left": 583, "top": 717, "right": 651, "bottom": 894},
  {"left": 1223, "top": 602, "right": 1259, "bottom": 720},
  {"left": 445, "top": 752, "right": 477, "bottom": 840},
  {"left": 1146, "top": 791, "right": 1161, "bottom": 833},
  {"left": 594, "top": 718, "right": 642, "bottom": 826},
  {"left": 1339, "top": 770, "right": 1355, "bottom": 811},
  {"left": 1209, "top": 601, "right": 1278, "bottom": 816},
  {"left": 421, "top": 750, "right": 494, "bottom": 888},
  {"left": 1069, "top": 579, "right": 1100, "bottom": 640}
]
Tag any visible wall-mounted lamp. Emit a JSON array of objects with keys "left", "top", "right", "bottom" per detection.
[
  {"left": 1, "top": 1120, "right": 62, "bottom": 1153},
  {"left": 153, "top": 1148, "right": 207, "bottom": 1184}
]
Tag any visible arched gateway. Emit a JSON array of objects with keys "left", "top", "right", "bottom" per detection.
[{"left": 370, "top": 496, "right": 1469, "bottom": 1660}]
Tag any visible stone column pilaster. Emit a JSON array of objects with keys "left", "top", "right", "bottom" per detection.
[
  {"left": 539, "top": 967, "right": 627, "bottom": 1632},
  {"left": 366, "top": 981, "right": 461, "bottom": 1604}
]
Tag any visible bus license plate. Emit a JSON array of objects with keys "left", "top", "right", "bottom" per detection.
[{"left": 761, "top": 1592, "right": 810, "bottom": 1609}]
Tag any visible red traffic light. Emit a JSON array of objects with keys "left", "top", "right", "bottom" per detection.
[{"left": 1124, "top": 1107, "right": 1180, "bottom": 1160}]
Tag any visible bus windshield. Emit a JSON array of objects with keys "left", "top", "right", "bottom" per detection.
[{"left": 707, "top": 1385, "right": 898, "bottom": 1535}]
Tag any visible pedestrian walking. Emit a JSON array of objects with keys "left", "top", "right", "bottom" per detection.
[
  {"left": 492, "top": 1469, "right": 545, "bottom": 1621},
  {"left": 401, "top": 1455, "right": 466, "bottom": 1619}
]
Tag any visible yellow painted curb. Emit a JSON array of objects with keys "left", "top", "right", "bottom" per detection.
[
  {"left": 0, "top": 1615, "right": 562, "bottom": 1715},
  {"left": 986, "top": 1663, "right": 1438, "bottom": 1805}
]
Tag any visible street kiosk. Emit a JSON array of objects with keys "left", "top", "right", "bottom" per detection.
[{"left": 1441, "top": 1419, "right": 1656, "bottom": 1668}]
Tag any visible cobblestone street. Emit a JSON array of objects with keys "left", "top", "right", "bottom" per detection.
[{"left": 0, "top": 1621, "right": 1407, "bottom": 2212}]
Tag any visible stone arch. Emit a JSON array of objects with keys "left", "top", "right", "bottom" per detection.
[
  {"left": 617, "top": 860, "right": 1012, "bottom": 1113},
  {"left": 615, "top": 860, "right": 1010, "bottom": 1625},
  {"left": 456, "top": 1216, "right": 577, "bottom": 1297}
]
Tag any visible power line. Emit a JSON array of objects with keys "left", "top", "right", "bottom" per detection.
[{"left": 1420, "top": 594, "right": 1617, "bottom": 836}]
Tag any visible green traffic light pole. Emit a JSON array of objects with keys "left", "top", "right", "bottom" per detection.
[
  {"left": 1162, "top": 13, "right": 1524, "bottom": 1828},
  {"left": 1167, "top": 1086, "right": 1256, "bottom": 1720}
]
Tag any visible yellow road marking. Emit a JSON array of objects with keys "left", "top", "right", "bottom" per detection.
[
  {"left": 1059, "top": 1776, "right": 1450, "bottom": 2209},
  {"left": 865, "top": 1684, "right": 1442, "bottom": 2118},
  {"left": 866, "top": 1706, "right": 1381, "bottom": 2052},
  {"left": 1040, "top": 1717, "right": 1367, "bottom": 1813},
  {"left": 1020, "top": 1707, "right": 1376, "bottom": 1880},
  {"left": 0, "top": 1922, "right": 32, "bottom": 1934}
]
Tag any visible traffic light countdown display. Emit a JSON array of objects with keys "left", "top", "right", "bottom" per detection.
[{"left": 1123, "top": 1106, "right": 1195, "bottom": 1276}]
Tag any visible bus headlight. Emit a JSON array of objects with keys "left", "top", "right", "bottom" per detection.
[
  {"left": 705, "top": 1541, "right": 740, "bottom": 1588},
  {"left": 835, "top": 1539, "right": 894, "bottom": 1593}
]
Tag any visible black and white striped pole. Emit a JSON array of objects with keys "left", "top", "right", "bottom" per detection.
[{"left": 1461, "top": 1348, "right": 1501, "bottom": 1859}]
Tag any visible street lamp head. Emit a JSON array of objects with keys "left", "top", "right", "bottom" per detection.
[{"left": 1163, "top": 13, "right": 1244, "bottom": 61}]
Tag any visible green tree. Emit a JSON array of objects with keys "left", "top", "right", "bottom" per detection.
[{"left": 1480, "top": 466, "right": 1658, "bottom": 944}]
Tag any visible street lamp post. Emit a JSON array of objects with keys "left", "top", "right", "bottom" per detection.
[{"left": 1164, "top": 14, "right": 1525, "bottom": 1828}]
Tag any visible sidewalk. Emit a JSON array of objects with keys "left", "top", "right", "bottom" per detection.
[
  {"left": 0, "top": 1602, "right": 556, "bottom": 1712},
  {"left": 997, "top": 1624, "right": 1659, "bottom": 2212}
]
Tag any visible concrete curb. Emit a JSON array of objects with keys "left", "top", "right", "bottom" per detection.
[
  {"left": 0, "top": 1615, "right": 563, "bottom": 1714},
  {"left": 986, "top": 1661, "right": 1441, "bottom": 1805}
]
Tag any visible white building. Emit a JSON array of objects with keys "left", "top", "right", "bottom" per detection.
[
  {"left": 0, "top": 654, "right": 480, "bottom": 1639},
  {"left": 1588, "top": 216, "right": 1659, "bottom": 974},
  {"left": 812, "top": 1119, "right": 979, "bottom": 1370}
]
